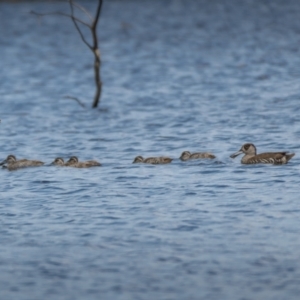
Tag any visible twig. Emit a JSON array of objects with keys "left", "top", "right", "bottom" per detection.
[
  {"left": 68, "top": 1, "right": 93, "bottom": 21},
  {"left": 68, "top": 1, "right": 93, "bottom": 50},
  {"left": 92, "top": 0, "right": 103, "bottom": 30},
  {"left": 30, "top": 10, "right": 90, "bottom": 28},
  {"left": 64, "top": 96, "right": 85, "bottom": 107},
  {"left": 56, "top": 0, "right": 93, "bottom": 21}
]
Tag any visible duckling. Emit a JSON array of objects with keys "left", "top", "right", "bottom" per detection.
[
  {"left": 51, "top": 157, "right": 65, "bottom": 166},
  {"left": 0, "top": 154, "right": 44, "bottom": 171},
  {"left": 133, "top": 155, "right": 173, "bottom": 164},
  {"left": 180, "top": 151, "right": 216, "bottom": 161},
  {"left": 65, "top": 156, "right": 101, "bottom": 168},
  {"left": 230, "top": 143, "right": 295, "bottom": 164}
]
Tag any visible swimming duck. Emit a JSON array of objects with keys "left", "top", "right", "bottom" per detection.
[
  {"left": 65, "top": 156, "right": 101, "bottom": 168},
  {"left": 230, "top": 143, "right": 295, "bottom": 164},
  {"left": 133, "top": 155, "right": 173, "bottom": 164},
  {"left": 0, "top": 154, "right": 44, "bottom": 170},
  {"left": 180, "top": 151, "right": 216, "bottom": 161},
  {"left": 51, "top": 157, "right": 65, "bottom": 166}
]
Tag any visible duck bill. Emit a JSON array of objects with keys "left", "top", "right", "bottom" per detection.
[
  {"left": 0, "top": 159, "right": 7, "bottom": 166},
  {"left": 230, "top": 150, "right": 243, "bottom": 159}
]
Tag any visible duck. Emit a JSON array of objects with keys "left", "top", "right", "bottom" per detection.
[
  {"left": 65, "top": 156, "right": 101, "bottom": 168},
  {"left": 0, "top": 154, "right": 44, "bottom": 170},
  {"left": 133, "top": 155, "right": 173, "bottom": 164},
  {"left": 180, "top": 151, "right": 216, "bottom": 161},
  {"left": 50, "top": 157, "right": 65, "bottom": 166},
  {"left": 230, "top": 143, "right": 295, "bottom": 164}
]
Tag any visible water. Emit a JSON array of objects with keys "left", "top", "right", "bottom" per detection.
[{"left": 1, "top": 0, "right": 300, "bottom": 299}]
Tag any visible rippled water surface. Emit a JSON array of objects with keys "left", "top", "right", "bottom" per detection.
[{"left": 1, "top": 0, "right": 300, "bottom": 299}]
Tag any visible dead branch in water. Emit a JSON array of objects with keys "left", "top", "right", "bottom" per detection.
[{"left": 31, "top": 0, "right": 103, "bottom": 108}]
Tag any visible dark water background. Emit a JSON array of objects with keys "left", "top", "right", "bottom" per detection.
[{"left": 1, "top": 0, "right": 300, "bottom": 299}]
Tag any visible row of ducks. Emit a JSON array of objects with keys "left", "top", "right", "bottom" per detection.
[
  {"left": 0, "top": 150, "right": 216, "bottom": 170},
  {"left": 0, "top": 143, "right": 295, "bottom": 171},
  {"left": 0, "top": 155, "right": 101, "bottom": 171}
]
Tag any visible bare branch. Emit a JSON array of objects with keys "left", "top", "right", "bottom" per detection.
[
  {"left": 92, "top": 0, "right": 103, "bottom": 30},
  {"left": 69, "top": 1, "right": 93, "bottom": 50},
  {"left": 31, "top": 9, "right": 92, "bottom": 49},
  {"left": 30, "top": 10, "right": 90, "bottom": 28},
  {"left": 89, "top": 0, "right": 103, "bottom": 107},
  {"left": 64, "top": 96, "right": 85, "bottom": 108},
  {"left": 69, "top": 1, "right": 93, "bottom": 22},
  {"left": 31, "top": 0, "right": 103, "bottom": 108},
  {"left": 55, "top": 0, "right": 93, "bottom": 21}
]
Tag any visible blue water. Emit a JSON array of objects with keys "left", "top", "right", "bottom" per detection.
[{"left": 1, "top": 0, "right": 300, "bottom": 299}]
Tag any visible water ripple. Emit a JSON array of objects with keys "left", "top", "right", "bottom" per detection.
[{"left": 1, "top": 1, "right": 300, "bottom": 300}]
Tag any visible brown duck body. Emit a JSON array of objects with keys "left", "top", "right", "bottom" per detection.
[
  {"left": 180, "top": 151, "right": 216, "bottom": 161},
  {"left": 230, "top": 143, "right": 295, "bottom": 165},
  {"left": 241, "top": 152, "right": 295, "bottom": 164},
  {"left": 133, "top": 156, "right": 173, "bottom": 164},
  {"left": 0, "top": 155, "right": 44, "bottom": 170},
  {"left": 65, "top": 156, "right": 101, "bottom": 168}
]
